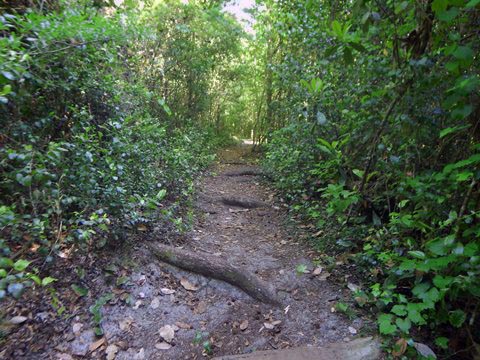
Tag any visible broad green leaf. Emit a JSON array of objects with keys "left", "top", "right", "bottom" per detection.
[
  {"left": 395, "top": 317, "right": 411, "bottom": 333},
  {"left": 378, "top": 313, "right": 397, "bottom": 335},
  {"left": 156, "top": 189, "right": 167, "bottom": 200},
  {"left": 449, "top": 309, "right": 466, "bottom": 327},
  {"left": 437, "top": 8, "right": 459, "bottom": 22},
  {"left": 42, "top": 277, "right": 57, "bottom": 286},
  {"left": 408, "top": 250, "right": 425, "bottom": 260},
  {"left": 435, "top": 337, "right": 449, "bottom": 349},
  {"left": 0, "top": 257, "right": 14, "bottom": 269},
  {"left": 391, "top": 304, "right": 407, "bottom": 316},
  {"left": 296, "top": 264, "right": 308, "bottom": 274},
  {"left": 433, "top": 275, "right": 454, "bottom": 289},
  {"left": 13, "top": 259, "right": 30, "bottom": 272},
  {"left": 466, "top": 0, "right": 480, "bottom": 7},
  {"left": 352, "top": 169, "right": 364, "bottom": 178},
  {"left": 432, "top": 0, "right": 448, "bottom": 12},
  {"left": 412, "top": 282, "right": 430, "bottom": 296},
  {"left": 71, "top": 284, "right": 89, "bottom": 297},
  {"left": 439, "top": 125, "right": 469, "bottom": 138},
  {"left": 453, "top": 46, "right": 474, "bottom": 61}
]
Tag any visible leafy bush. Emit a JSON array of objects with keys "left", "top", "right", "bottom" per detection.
[
  {"left": 0, "top": 1, "right": 242, "bottom": 300},
  {"left": 258, "top": 0, "right": 479, "bottom": 356}
]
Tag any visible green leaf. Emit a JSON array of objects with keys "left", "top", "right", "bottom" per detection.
[
  {"left": 116, "top": 276, "right": 130, "bottom": 286},
  {"left": 42, "top": 277, "right": 57, "bottom": 286},
  {"left": 156, "top": 189, "right": 167, "bottom": 200},
  {"left": 332, "top": 20, "right": 343, "bottom": 37},
  {"left": 343, "top": 47, "right": 354, "bottom": 64},
  {"left": 13, "top": 259, "right": 30, "bottom": 272},
  {"left": 435, "top": 337, "right": 449, "bottom": 349},
  {"left": 296, "top": 264, "right": 308, "bottom": 274},
  {"left": 395, "top": 317, "right": 411, "bottom": 333},
  {"left": 29, "top": 274, "right": 41, "bottom": 285},
  {"left": 391, "top": 304, "right": 407, "bottom": 316},
  {"left": 419, "top": 287, "right": 440, "bottom": 306},
  {"left": 449, "top": 310, "right": 466, "bottom": 328},
  {"left": 412, "top": 282, "right": 430, "bottom": 296},
  {"left": 0, "top": 257, "right": 14, "bottom": 269},
  {"left": 466, "top": 0, "right": 480, "bottom": 7},
  {"left": 399, "top": 259, "right": 416, "bottom": 271},
  {"left": 408, "top": 309, "right": 425, "bottom": 325},
  {"left": 453, "top": 46, "right": 474, "bottom": 61},
  {"left": 158, "top": 98, "right": 172, "bottom": 116},
  {"left": 408, "top": 250, "right": 425, "bottom": 260},
  {"left": 378, "top": 313, "right": 397, "bottom": 335},
  {"left": 352, "top": 169, "right": 364, "bottom": 178},
  {"left": 432, "top": 0, "right": 448, "bottom": 12},
  {"left": 71, "top": 284, "right": 89, "bottom": 297},
  {"left": 439, "top": 125, "right": 469, "bottom": 138},
  {"left": 433, "top": 275, "right": 454, "bottom": 289},
  {"left": 437, "top": 8, "right": 459, "bottom": 22}
]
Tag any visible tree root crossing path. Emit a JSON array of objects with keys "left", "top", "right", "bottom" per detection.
[{"left": 67, "top": 143, "right": 379, "bottom": 359}]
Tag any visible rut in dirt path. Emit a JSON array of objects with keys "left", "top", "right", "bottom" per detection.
[{"left": 78, "top": 144, "right": 370, "bottom": 360}]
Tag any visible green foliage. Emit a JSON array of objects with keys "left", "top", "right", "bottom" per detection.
[
  {"left": 89, "top": 293, "right": 114, "bottom": 336},
  {"left": 256, "top": 0, "right": 480, "bottom": 356},
  {"left": 0, "top": 0, "right": 243, "bottom": 302}
]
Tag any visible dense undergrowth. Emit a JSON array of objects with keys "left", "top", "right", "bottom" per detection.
[
  {"left": 1, "top": 0, "right": 479, "bottom": 358},
  {"left": 0, "top": 0, "right": 242, "bottom": 303},
  {"left": 256, "top": 0, "right": 479, "bottom": 358}
]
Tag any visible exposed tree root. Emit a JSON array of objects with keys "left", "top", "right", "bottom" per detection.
[
  {"left": 221, "top": 196, "right": 267, "bottom": 209},
  {"left": 148, "top": 242, "right": 281, "bottom": 306},
  {"left": 223, "top": 169, "right": 263, "bottom": 177}
]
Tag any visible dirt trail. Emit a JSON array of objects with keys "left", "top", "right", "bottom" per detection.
[{"left": 58, "top": 143, "right": 369, "bottom": 359}]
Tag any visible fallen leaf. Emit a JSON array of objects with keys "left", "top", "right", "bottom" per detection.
[
  {"left": 347, "top": 283, "right": 360, "bottom": 292},
  {"left": 159, "top": 325, "right": 175, "bottom": 343},
  {"left": 89, "top": 337, "right": 106, "bottom": 352},
  {"left": 155, "top": 342, "right": 172, "bottom": 350},
  {"left": 194, "top": 301, "right": 207, "bottom": 314},
  {"left": 263, "top": 320, "right": 281, "bottom": 329},
  {"left": 318, "top": 272, "right": 331, "bottom": 281},
  {"left": 312, "top": 267, "right": 323, "bottom": 275},
  {"left": 106, "top": 344, "right": 119, "bottom": 360},
  {"left": 413, "top": 342, "right": 437, "bottom": 359},
  {"left": 175, "top": 322, "right": 192, "bottom": 330},
  {"left": 240, "top": 320, "right": 249, "bottom": 331},
  {"left": 133, "top": 300, "right": 143, "bottom": 309},
  {"left": 9, "top": 316, "right": 28, "bottom": 325},
  {"left": 160, "top": 288, "right": 175, "bottom": 295},
  {"left": 72, "top": 323, "right": 83, "bottom": 334},
  {"left": 119, "top": 318, "right": 133, "bottom": 331},
  {"left": 137, "top": 224, "right": 147, "bottom": 231},
  {"left": 180, "top": 278, "right": 198, "bottom": 291},
  {"left": 150, "top": 297, "right": 160, "bottom": 309},
  {"left": 392, "top": 338, "right": 407, "bottom": 357},
  {"left": 313, "top": 230, "right": 323, "bottom": 237},
  {"left": 284, "top": 305, "right": 290, "bottom": 314}
]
